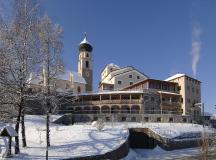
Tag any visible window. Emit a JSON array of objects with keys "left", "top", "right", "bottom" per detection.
[
  {"left": 169, "top": 117, "right": 173, "bottom": 122},
  {"left": 137, "top": 76, "right": 140, "bottom": 79},
  {"left": 187, "top": 98, "right": 190, "bottom": 103},
  {"left": 151, "top": 97, "right": 155, "bottom": 102},
  {"left": 118, "top": 80, "right": 122, "bottom": 85},
  {"left": 144, "top": 117, "right": 149, "bottom": 122},
  {"left": 157, "top": 117, "right": 161, "bottom": 122},
  {"left": 77, "top": 86, "right": 81, "bottom": 93},
  {"left": 86, "top": 53, "right": 89, "bottom": 57},
  {"left": 130, "top": 81, "right": 133, "bottom": 85},
  {"left": 144, "top": 96, "right": 149, "bottom": 100},
  {"left": 131, "top": 117, "right": 136, "bottom": 122},
  {"left": 187, "top": 85, "right": 190, "bottom": 91},
  {"left": 178, "top": 86, "right": 181, "bottom": 91},
  {"left": 183, "top": 117, "right": 187, "bottom": 122},
  {"left": 192, "top": 87, "right": 194, "bottom": 92},
  {"left": 85, "top": 61, "right": 89, "bottom": 68},
  {"left": 162, "top": 84, "right": 168, "bottom": 90},
  {"left": 106, "top": 117, "right": 110, "bottom": 121},
  {"left": 122, "top": 117, "right": 126, "bottom": 121},
  {"left": 129, "top": 75, "right": 132, "bottom": 78},
  {"left": 196, "top": 89, "right": 199, "bottom": 94}
]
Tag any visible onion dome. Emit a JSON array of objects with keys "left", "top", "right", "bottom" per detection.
[{"left": 79, "top": 32, "right": 93, "bottom": 52}]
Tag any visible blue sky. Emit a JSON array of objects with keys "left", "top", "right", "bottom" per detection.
[
  {"left": 41, "top": 0, "right": 216, "bottom": 113},
  {"left": 2, "top": 0, "right": 216, "bottom": 113}
]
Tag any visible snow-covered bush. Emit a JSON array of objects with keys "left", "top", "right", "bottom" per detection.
[{"left": 92, "top": 119, "right": 105, "bottom": 131}]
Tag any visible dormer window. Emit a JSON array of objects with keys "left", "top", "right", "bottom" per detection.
[{"left": 129, "top": 75, "right": 132, "bottom": 78}]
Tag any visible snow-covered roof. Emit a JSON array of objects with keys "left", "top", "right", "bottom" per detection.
[
  {"left": 80, "top": 36, "right": 91, "bottom": 45},
  {"left": 58, "top": 71, "right": 86, "bottom": 84},
  {"left": 71, "top": 71, "right": 86, "bottom": 84},
  {"left": 107, "top": 63, "right": 121, "bottom": 69},
  {"left": 58, "top": 70, "right": 71, "bottom": 81},
  {"left": 108, "top": 66, "right": 135, "bottom": 79},
  {"left": 28, "top": 73, "right": 43, "bottom": 85},
  {"left": 165, "top": 73, "right": 185, "bottom": 81},
  {"left": 0, "top": 126, "right": 18, "bottom": 137}
]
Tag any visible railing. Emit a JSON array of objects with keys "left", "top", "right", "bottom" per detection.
[
  {"left": 58, "top": 109, "right": 182, "bottom": 115},
  {"left": 73, "top": 99, "right": 142, "bottom": 105},
  {"left": 161, "top": 101, "right": 181, "bottom": 106}
]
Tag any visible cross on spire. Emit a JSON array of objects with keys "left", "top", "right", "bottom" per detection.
[{"left": 84, "top": 32, "right": 87, "bottom": 40}]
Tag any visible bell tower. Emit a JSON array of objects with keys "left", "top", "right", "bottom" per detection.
[{"left": 78, "top": 33, "right": 93, "bottom": 91}]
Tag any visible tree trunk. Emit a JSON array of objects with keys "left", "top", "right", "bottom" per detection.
[
  {"left": 21, "top": 108, "right": 27, "bottom": 147},
  {"left": 46, "top": 105, "right": 50, "bottom": 147},
  {"left": 15, "top": 104, "right": 22, "bottom": 154},
  {"left": 8, "top": 137, "right": 12, "bottom": 156},
  {"left": 46, "top": 109, "right": 50, "bottom": 160}
]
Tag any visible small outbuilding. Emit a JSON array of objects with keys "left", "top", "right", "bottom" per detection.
[{"left": 0, "top": 126, "right": 18, "bottom": 157}]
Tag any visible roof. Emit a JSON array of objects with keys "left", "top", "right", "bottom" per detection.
[
  {"left": 165, "top": 73, "right": 185, "bottom": 81},
  {"left": 108, "top": 63, "right": 120, "bottom": 67},
  {"left": 79, "top": 34, "right": 91, "bottom": 45},
  {"left": 28, "top": 73, "right": 43, "bottom": 85},
  {"left": 123, "top": 78, "right": 178, "bottom": 90},
  {"left": 165, "top": 73, "right": 201, "bottom": 83},
  {"left": 58, "top": 71, "right": 86, "bottom": 84},
  {"left": 108, "top": 66, "right": 148, "bottom": 80},
  {"left": 58, "top": 70, "right": 71, "bottom": 81},
  {"left": 71, "top": 71, "right": 87, "bottom": 84},
  {"left": 0, "top": 126, "right": 18, "bottom": 137}
]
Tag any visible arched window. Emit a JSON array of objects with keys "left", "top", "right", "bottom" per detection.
[
  {"left": 86, "top": 61, "right": 89, "bottom": 68},
  {"left": 77, "top": 86, "right": 81, "bottom": 93}
]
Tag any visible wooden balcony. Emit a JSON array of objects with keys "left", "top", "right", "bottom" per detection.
[{"left": 73, "top": 99, "right": 142, "bottom": 106}]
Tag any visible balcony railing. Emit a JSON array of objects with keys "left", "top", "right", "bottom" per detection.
[
  {"left": 73, "top": 99, "right": 142, "bottom": 105},
  {"left": 161, "top": 101, "right": 181, "bottom": 106}
]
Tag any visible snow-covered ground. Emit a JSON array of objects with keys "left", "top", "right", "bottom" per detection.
[
  {"left": 114, "top": 122, "right": 215, "bottom": 139},
  {"left": 0, "top": 115, "right": 128, "bottom": 159},
  {"left": 1, "top": 116, "right": 215, "bottom": 159},
  {"left": 124, "top": 146, "right": 201, "bottom": 160}
]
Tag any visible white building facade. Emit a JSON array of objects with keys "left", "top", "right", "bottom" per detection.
[{"left": 99, "top": 64, "right": 148, "bottom": 91}]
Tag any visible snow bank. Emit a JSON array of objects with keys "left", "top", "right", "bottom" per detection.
[{"left": 109, "top": 122, "right": 215, "bottom": 139}]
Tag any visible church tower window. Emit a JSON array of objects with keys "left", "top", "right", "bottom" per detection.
[{"left": 86, "top": 61, "right": 89, "bottom": 68}]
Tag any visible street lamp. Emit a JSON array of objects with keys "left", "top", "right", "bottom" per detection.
[{"left": 194, "top": 102, "right": 204, "bottom": 127}]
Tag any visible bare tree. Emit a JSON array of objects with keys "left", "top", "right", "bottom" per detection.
[
  {"left": 38, "top": 14, "right": 64, "bottom": 159},
  {"left": 0, "top": 0, "right": 41, "bottom": 153}
]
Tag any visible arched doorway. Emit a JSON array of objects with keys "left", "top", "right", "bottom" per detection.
[
  {"left": 101, "top": 105, "right": 110, "bottom": 113},
  {"left": 92, "top": 106, "right": 100, "bottom": 114},
  {"left": 83, "top": 106, "right": 90, "bottom": 114},
  {"left": 111, "top": 105, "right": 120, "bottom": 114},
  {"left": 121, "top": 105, "right": 130, "bottom": 113},
  {"left": 131, "top": 105, "right": 140, "bottom": 114},
  {"left": 75, "top": 107, "right": 82, "bottom": 114}
]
